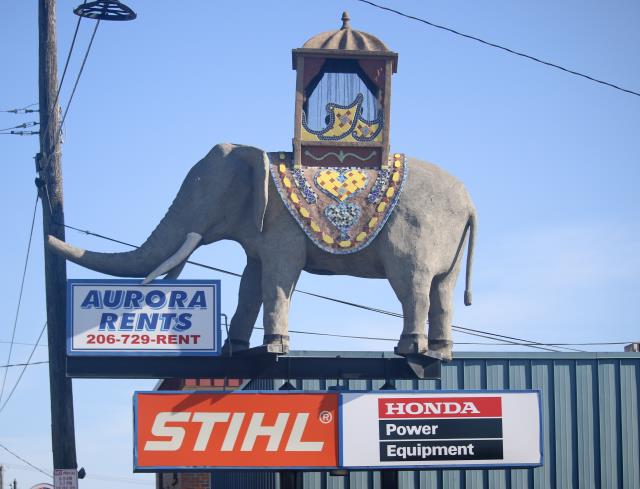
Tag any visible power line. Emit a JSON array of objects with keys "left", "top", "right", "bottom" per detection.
[
  {"left": 0, "top": 195, "right": 39, "bottom": 404},
  {"left": 290, "top": 288, "right": 580, "bottom": 352},
  {"left": 0, "top": 131, "right": 39, "bottom": 136},
  {"left": 53, "top": 19, "right": 101, "bottom": 156},
  {"left": 0, "top": 340, "right": 48, "bottom": 348},
  {"left": 0, "top": 336, "right": 631, "bottom": 350},
  {"left": 39, "top": 2, "right": 85, "bottom": 144},
  {"left": 0, "top": 122, "right": 38, "bottom": 132},
  {"left": 259, "top": 327, "right": 632, "bottom": 347},
  {"left": 40, "top": 10, "right": 99, "bottom": 174},
  {"left": 0, "top": 360, "right": 48, "bottom": 369},
  {"left": 0, "top": 322, "right": 47, "bottom": 414},
  {"left": 54, "top": 6, "right": 84, "bottom": 117},
  {"left": 83, "top": 474, "right": 151, "bottom": 486},
  {"left": 356, "top": 0, "right": 640, "bottom": 98},
  {"left": 60, "top": 223, "right": 581, "bottom": 352},
  {"left": 0, "top": 103, "right": 38, "bottom": 114},
  {"left": 0, "top": 441, "right": 51, "bottom": 478},
  {"left": 61, "top": 223, "right": 565, "bottom": 351},
  {"left": 2, "top": 461, "right": 151, "bottom": 486}
]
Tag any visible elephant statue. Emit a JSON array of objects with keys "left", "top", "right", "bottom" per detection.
[{"left": 48, "top": 143, "right": 476, "bottom": 361}]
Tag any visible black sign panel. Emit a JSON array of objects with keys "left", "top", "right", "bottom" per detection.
[
  {"left": 379, "top": 439, "right": 504, "bottom": 462},
  {"left": 379, "top": 418, "right": 503, "bottom": 440}
]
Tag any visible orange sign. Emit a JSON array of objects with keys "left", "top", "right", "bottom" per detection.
[{"left": 134, "top": 392, "right": 339, "bottom": 470}]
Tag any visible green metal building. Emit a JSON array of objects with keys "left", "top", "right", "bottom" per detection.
[{"left": 159, "top": 350, "right": 640, "bottom": 489}]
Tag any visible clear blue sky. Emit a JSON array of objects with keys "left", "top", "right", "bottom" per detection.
[{"left": 1, "top": 0, "right": 638, "bottom": 487}]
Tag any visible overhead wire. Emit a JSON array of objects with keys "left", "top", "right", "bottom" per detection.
[
  {"left": 39, "top": 4, "right": 99, "bottom": 177},
  {"left": 0, "top": 195, "right": 39, "bottom": 404},
  {"left": 38, "top": 1, "right": 84, "bottom": 145},
  {"left": 60, "top": 223, "right": 585, "bottom": 352},
  {"left": 53, "top": 19, "right": 101, "bottom": 157},
  {"left": 0, "top": 441, "right": 52, "bottom": 478},
  {"left": 0, "top": 103, "right": 38, "bottom": 114},
  {"left": 356, "top": 0, "right": 640, "bottom": 98},
  {"left": 0, "top": 131, "right": 40, "bottom": 136},
  {"left": 258, "top": 327, "right": 632, "bottom": 347},
  {"left": 0, "top": 122, "right": 38, "bottom": 132},
  {"left": 0, "top": 360, "right": 48, "bottom": 369},
  {"left": 0, "top": 337, "right": 631, "bottom": 350},
  {"left": 0, "top": 321, "right": 47, "bottom": 414},
  {"left": 1, "top": 461, "right": 151, "bottom": 486},
  {"left": 290, "top": 288, "right": 582, "bottom": 352},
  {"left": 0, "top": 339, "right": 48, "bottom": 348}
]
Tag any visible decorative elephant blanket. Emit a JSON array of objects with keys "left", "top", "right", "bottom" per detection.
[{"left": 268, "top": 152, "right": 407, "bottom": 254}]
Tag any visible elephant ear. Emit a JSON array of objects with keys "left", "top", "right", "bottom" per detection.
[{"left": 231, "top": 145, "right": 269, "bottom": 232}]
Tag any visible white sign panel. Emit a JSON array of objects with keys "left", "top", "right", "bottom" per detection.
[
  {"left": 340, "top": 391, "right": 542, "bottom": 469},
  {"left": 67, "top": 279, "right": 221, "bottom": 356},
  {"left": 53, "top": 469, "right": 77, "bottom": 489}
]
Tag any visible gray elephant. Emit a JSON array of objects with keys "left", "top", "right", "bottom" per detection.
[{"left": 48, "top": 143, "right": 476, "bottom": 361}]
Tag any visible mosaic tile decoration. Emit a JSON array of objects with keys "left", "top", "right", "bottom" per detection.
[
  {"left": 269, "top": 151, "right": 407, "bottom": 254},
  {"left": 301, "top": 93, "right": 384, "bottom": 143}
]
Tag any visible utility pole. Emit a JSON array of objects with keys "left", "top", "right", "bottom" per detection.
[{"left": 36, "top": 0, "right": 77, "bottom": 472}]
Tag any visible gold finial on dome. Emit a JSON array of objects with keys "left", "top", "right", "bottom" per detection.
[{"left": 341, "top": 11, "right": 351, "bottom": 30}]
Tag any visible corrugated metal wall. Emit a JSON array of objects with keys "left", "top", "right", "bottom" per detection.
[{"left": 215, "top": 352, "right": 640, "bottom": 489}]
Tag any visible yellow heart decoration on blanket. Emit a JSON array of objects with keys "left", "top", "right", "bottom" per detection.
[{"left": 314, "top": 169, "right": 367, "bottom": 202}]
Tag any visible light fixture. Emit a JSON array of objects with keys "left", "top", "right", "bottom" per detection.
[{"left": 74, "top": 0, "right": 136, "bottom": 21}]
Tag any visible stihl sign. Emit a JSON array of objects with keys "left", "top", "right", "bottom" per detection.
[
  {"left": 134, "top": 392, "right": 338, "bottom": 470},
  {"left": 135, "top": 390, "right": 541, "bottom": 471}
]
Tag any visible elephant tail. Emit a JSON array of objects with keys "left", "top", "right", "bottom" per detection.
[{"left": 464, "top": 212, "right": 476, "bottom": 306}]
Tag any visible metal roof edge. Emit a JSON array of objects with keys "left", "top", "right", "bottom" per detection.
[{"left": 286, "top": 350, "right": 640, "bottom": 361}]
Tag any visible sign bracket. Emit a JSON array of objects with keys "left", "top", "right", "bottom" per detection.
[{"left": 67, "top": 351, "right": 441, "bottom": 380}]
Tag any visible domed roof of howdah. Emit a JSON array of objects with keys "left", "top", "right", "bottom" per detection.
[{"left": 301, "top": 11, "right": 392, "bottom": 52}]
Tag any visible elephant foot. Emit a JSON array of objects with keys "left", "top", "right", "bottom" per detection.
[
  {"left": 394, "top": 333, "right": 428, "bottom": 356},
  {"left": 263, "top": 334, "right": 290, "bottom": 354},
  {"left": 221, "top": 338, "right": 250, "bottom": 356},
  {"left": 427, "top": 339, "right": 453, "bottom": 362}
]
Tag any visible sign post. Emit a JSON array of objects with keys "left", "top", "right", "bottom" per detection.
[{"left": 37, "top": 0, "right": 77, "bottom": 474}]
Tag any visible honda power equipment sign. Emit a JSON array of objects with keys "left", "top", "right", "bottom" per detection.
[
  {"left": 67, "top": 279, "right": 221, "bottom": 356},
  {"left": 134, "top": 390, "right": 541, "bottom": 471},
  {"left": 340, "top": 391, "right": 542, "bottom": 469},
  {"left": 134, "top": 392, "right": 339, "bottom": 470}
]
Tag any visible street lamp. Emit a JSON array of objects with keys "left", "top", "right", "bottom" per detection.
[{"left": 74, "top": 0, "right": 136, "bottom": 21}]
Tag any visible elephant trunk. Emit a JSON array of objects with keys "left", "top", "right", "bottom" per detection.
[{"left": 47, "top": 171, "right": 205, "bottom": 278}]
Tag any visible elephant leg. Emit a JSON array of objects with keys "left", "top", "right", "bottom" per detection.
[
  {"left": 387, "top": 269, "right": 432, "bottom": 355},
  {"left": 427, "top": 271, "right": 459, "bottom": 361},
  {"left": 260, "top": 252, "right": 303, "bottom": 353},
  {"left": 222, "top": 258, "right": 262, "bottom": 353}
]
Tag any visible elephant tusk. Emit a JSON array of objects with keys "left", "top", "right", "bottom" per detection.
[
  {"left": 142, "top": 232, "right": 202, "bottom": 284},
  {"left": 164, "top": 260, "right": 187, "bottom": 280}
]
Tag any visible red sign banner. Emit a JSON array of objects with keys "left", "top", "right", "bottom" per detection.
[
  {"left": 135, "top": 392, "right": 339, "bottom": 470},
  {"left": 378, "top": 396, "right": 502, "bottom": 419}
]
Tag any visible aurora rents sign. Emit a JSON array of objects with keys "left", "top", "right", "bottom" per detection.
[
  {"left": 133, "top": 390, "right": 542, "bottom": 471},
  {"left": 67, "top": 279, "right": 221, "bottom": 356}
]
